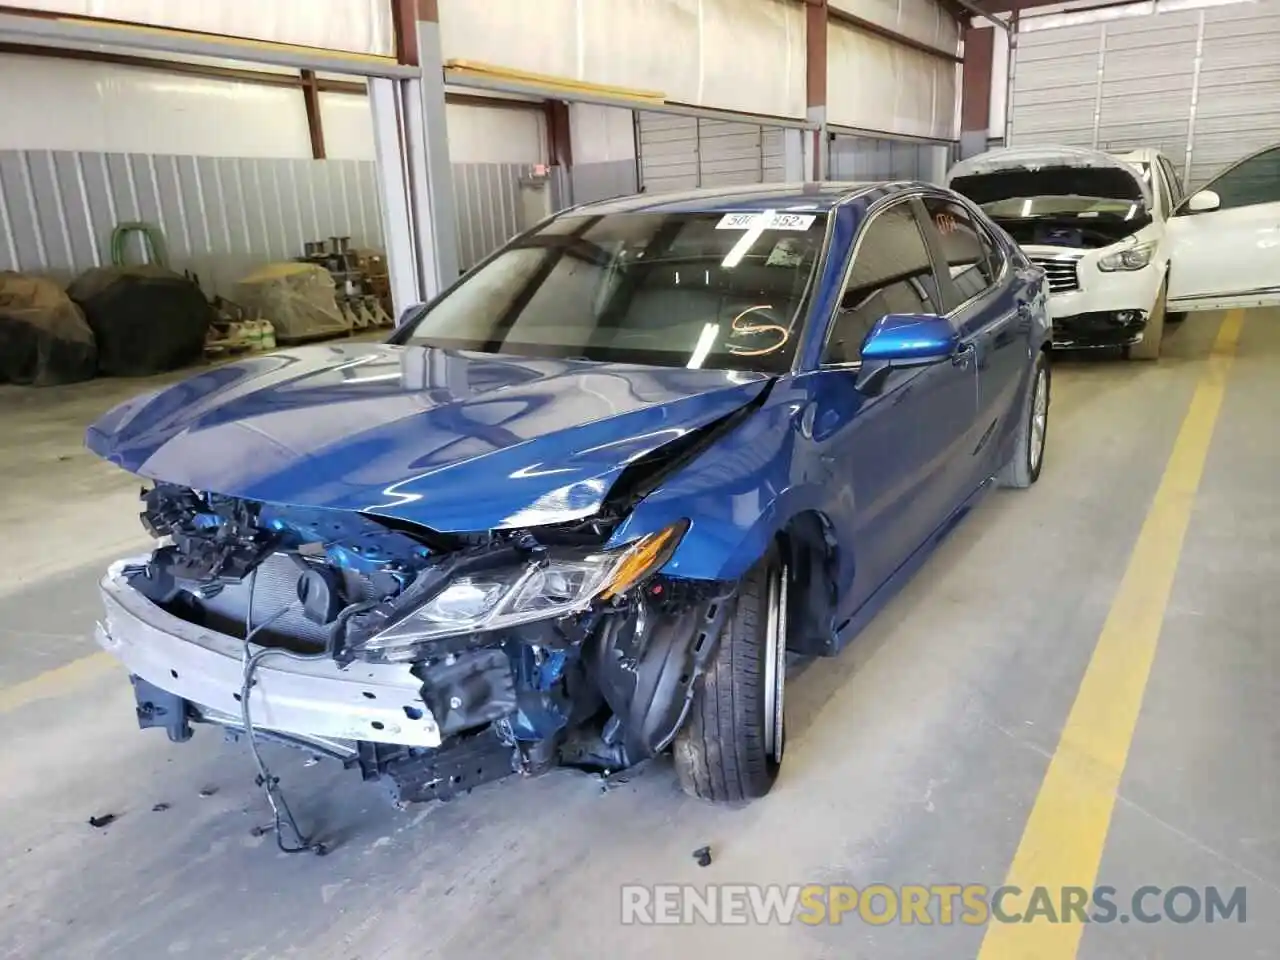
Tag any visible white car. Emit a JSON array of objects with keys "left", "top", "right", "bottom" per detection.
[{"left": 945, "top": 143, "right": 1280, "bottom": 359}]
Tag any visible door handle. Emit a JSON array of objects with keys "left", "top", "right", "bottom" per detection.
[{"left": 952, "top": 342, "right": 976, "bottom": 367}]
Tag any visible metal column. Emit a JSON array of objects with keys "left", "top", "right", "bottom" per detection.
[{"left": 368, "top": 28, "right": 459, "bottom": 320}]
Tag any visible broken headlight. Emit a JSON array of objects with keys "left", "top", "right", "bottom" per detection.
[{"left": 350, "top": 521, "right": 688, "bottom": 661}]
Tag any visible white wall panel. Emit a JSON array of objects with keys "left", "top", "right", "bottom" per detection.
[
  {"left": 13, "top": 0, "right": 394, "bottom": 56},
  {"left": 570, "top": 104, "right": 636, "bottom": 163},
  {"left": 827, "top": 23, "right": 955, "bottom": 139},
  {"left": 1008, "top": 0, "right": 1280, "bottom": 188},
  {"left": 438, "top": 0, "right": 807, "bottom": 118},
  {"left": 830, "top": 0, "right": 960, "bottom": 54},
  {"left": 444, "top": 104, "right": 547, "bottom": 165},
  {"left": 319, "top": 91, "right": 376, "bottom": 161},
  {"left": 439, "top": 0, "right": 579, "bottom": 82},
  {"left": 0, "top": 54, "right": 312, "bottom": 157},
  {"left": 693, "top": 0, "right": 806, "bottom": 117}
]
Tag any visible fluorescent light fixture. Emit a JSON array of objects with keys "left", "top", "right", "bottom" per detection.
[
  {"left": 687, "top": 323, "right": 720, "bottom": 369},
  {"left": 1020, "top": 198, "right": 1033, "bottom": 217}
]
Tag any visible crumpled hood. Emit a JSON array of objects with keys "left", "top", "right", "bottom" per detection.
[
  {"left": 947, "top": 145, "right": 1152, "bottom": 207},
  {"left": 85, "top": 343, "right": 770, "bottom": 532}
]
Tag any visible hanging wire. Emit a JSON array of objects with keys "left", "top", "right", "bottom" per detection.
[{"left": 241, "top": 567, "right": 328, "bottom": 856}]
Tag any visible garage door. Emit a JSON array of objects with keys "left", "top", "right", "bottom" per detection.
[
  {"left": 637, "top": 111, "right": 785, "bottom": 193},
  {"left": 1008, "top": 0, "right": 1280, "bottom": 189},
  {"left": 829, "top": 134, "right": 951, "bottom": 183}
]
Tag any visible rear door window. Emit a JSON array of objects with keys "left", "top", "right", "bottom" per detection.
[{"left": 920, "top": 197, "right": 1002, "bottom": 310}]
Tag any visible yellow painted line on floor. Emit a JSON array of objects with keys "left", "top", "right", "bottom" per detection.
[
  {"left": 0, "top": 652, "right": 119, "bottom": 715},
  {"left": 977, "top": 309, "right": 1245, "bottom": 960}
]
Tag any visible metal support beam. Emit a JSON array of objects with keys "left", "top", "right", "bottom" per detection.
[
  {"left": 783, "top": 128, "right": 806, "bottom": 181},
  {"left": 444, "top": 69, "right": 815, "bottom": 130},
  {"left": 372, "top": 0, "right": 458, "bottom": 318},
  {"left": 959, "top": 25, "right": 995, "bottom": 158},
  {"left": 301, "top": 69, "right": 326, "bottom": 159},
  {"left": 0, "top": 10, "right": 418, "bottom": 77},
  {"left": 826, "top": 123, "right": 958, "bottom": 146},
  {"left": 806, "top": 0, "right": 829, "bottom": 180},
  {"left": 545, "top": 100, "right": 573, "bottom": 168},
  {"left": 369, "top": 78, "right": 420, "bottom": 319},
  {"left": 952, "top": 0, "right": 1012, "bottom": 31},
  {"left": 411, "top": 16, "right": 459, "bottom": 290}
]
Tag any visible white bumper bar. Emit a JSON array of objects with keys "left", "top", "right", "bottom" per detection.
[{"left": 95, "top": 559, "right": 442, "bottom": 748}]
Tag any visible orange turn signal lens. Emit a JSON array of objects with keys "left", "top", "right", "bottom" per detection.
[{"left": 598, "top": 520, "right": 689, "bottom": 600}]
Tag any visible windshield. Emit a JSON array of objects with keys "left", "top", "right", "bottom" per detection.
[{"left": 397, "top": 210, "right": 827, "bottom": 373}]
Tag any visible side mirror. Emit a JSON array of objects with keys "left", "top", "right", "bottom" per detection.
[
  {"left": 1187, "top": 189, "right": 1221, "bottom": 213},
  {"left": 861, "top": 314, "right": 958, "bottom": 366}
]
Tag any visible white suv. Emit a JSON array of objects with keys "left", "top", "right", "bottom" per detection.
[{"left": 946, "top": 145, "right": 1179, "bottom": 359}]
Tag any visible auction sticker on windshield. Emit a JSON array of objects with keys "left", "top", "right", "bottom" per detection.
[{"left": 717, "top": 212, "right": 816, "bottom": 231}]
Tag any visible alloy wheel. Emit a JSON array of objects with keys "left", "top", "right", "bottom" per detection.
[
  {"left": 762, "top": 562, "right": 788, "bottom": 764},
  {"left": 1030, "top": 368, "right": 1048, "bottom": 472}
]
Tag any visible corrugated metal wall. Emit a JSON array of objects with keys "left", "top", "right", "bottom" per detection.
[
  {"left": 636, "top": 112, "right": 786, "bottom": 194},
  {"left": 1191, "top": 2, "right": 1280, "bottom": 187},
  {"left": 1009, "top": 0, "right": 1280, "bottom": 189},
  {"left": 570, "top": 160, "right": 639, "bottom": 207},
  {"left": 0, "top": 150, "right": 563, "bottom": 294},
  {"left": 451, "top": 162, "right": 560, "bottom": 272},
  {"left": 0, "top": 150, "right": 383, "bottom": 296},
  {"left": 828, "top": 135, "right": 953, "bottom": 183}
]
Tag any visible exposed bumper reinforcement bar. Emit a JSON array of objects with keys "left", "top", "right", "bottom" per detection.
[{"left": 95, "top": 559, "right": 442, "bottom": 749}]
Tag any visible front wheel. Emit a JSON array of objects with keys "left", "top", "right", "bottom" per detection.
[
  {"left": 673, "top": 551, "right": 787, "bottom": 803},
  {"left": 999, "top": 351, "right": 1050, "bottom": 489},
  {"left": 1128, "top": 278, "right": 1167, "bottom": 360}
]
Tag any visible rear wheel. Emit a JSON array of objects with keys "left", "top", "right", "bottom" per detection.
[
  {"left": 999, "top": 351, "right": 1050, "bottom": 489},
  {"left": 673, "top": 551, "right": 787, "bottom": 803},
  {"left": 1128, "top": 278, "right": 1167, "bottom": 361}
]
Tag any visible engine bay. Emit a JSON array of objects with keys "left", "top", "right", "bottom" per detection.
[
  {"left": 988, "top": 216, "right": 1146, "bottom": 250},
  {"left": 120, "top": 482, "right": 731, "bottom": 810}
]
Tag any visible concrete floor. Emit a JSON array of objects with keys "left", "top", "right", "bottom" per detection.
[{"left": 1, "top": 313, "right": 1276, "bottom": 959}]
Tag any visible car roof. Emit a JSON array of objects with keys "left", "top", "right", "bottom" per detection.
[{"left": 568, "top": 181, "right": 921, "bottom": 215}]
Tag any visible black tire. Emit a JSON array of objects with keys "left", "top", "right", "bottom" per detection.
[
  {"left": 1128, "top": 278, "right": 1167, "bottom": 361},
  {"left": 673, "top": 552, "right": 784, "bottom": 803},
  {"left": 998, "top": 351, "right": 1050, "bottom": 489}
]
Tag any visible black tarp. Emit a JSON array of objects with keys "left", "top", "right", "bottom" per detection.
[
  {"left": 68, "top": 265, "right": 213, "bottom": 376},
  {"left": 0, "top": 272, "right": 97, "bottom": 386}
]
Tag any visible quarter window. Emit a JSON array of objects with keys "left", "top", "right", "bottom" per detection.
[
  {"left": 921, "top": 198, "right": 1001, "bottom": 308},
  {"left": 822, "top": 202, "right": 944, "bottom": 365},
  {"left": 1197, "top": 147, "right": 1280, "bottom": 211}
]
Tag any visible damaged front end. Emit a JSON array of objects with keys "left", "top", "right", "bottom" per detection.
[{"left": 98, "top": 481, "right": 732, "bottom": 805}]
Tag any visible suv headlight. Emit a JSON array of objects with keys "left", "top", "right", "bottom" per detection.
[
  {"left": 349, "top": 520, "right": 688, "bottom": 662},
  {"left": 1098, "top": 240, "right": 1157, "bottom": 272}
]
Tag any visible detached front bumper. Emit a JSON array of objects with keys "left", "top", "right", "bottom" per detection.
[
  {"left": 1052, "top": 310, "right": 1149, "bottom": 349},
  {"left": 1044, "top": 263, "right": 1163, "bottom": 349},
  {"left": 95, "top": 559, "right": 442, "bottom": 749}
]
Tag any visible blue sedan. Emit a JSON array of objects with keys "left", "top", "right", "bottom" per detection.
[{"left": 86, "top": 181, "right": 1051, "bottom": 834}]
